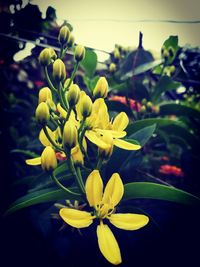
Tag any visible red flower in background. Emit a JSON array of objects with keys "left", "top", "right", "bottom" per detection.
[
  {"left": 159, "top": 164, "right": 184, "bottom": 177},
  {"left": 109, "top": 95, "right": 141, "bottom": 111},
  {"left": 34, "top": 80, "right": 45, "bottom": 87}
]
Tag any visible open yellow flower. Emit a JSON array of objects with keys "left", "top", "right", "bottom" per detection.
[
  {"left": 85, "top": 98, "right": 141, "bottom": 151},
  {"left": 59, "top": 170, "right": 149, "bottom": 265}
]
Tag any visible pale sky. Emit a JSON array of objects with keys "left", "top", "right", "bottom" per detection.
[{"left": 15, "top": 0, "right": 200, "bottom": 61}]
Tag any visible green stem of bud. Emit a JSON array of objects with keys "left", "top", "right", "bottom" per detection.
[
  {"left": 64, "top": 107, "right": 72, "bottom": 124},
  {"left": 51, "top": 172, "right": 81, "bottom": 196},
  {"left": 43, "top": 126, "right": 64, "bottom": 152},
  {"left": 96, "top": 157, "right": 103, "bottom": 170},
  {"left": 66, "top": 150, "right": 85, "bottom": 195},
  {"left": 64, "top": 62, "right": 79, "bottom": 93},
  {"left": 50, "top": 115, "right": 60, "bottom": 127},
  {"left": 58, "top": 82, "right": 68, "bottom": 111},
  {"left": 78, "top": 127, "right": 94, "bottom": 169},
  {"left": 76, "top": 166, "right": 85, "bottom": 192},
  {"left": 44, "top": 67, "right": 57, "bottom": 93},
  {"left": 60, "top": 45, "right": 64, "bottom": 59}
]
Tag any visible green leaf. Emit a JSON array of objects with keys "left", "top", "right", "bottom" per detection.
[
  {"left": 160, "top": 124, "right": 200, "bottom": 151},
  {"left": 5, "top": 187, "right": 82, "bottom": 216},
  {"left": 162, "top": 35, "right": 179, "bottom": 64},
  {"left": 123, "top": 182, "right": 200, "bottom": 206},
  {"left": 127, "top": 118, "right": 199, "bottom": 150},
  {"left": 80, "top": 49, "right": 97, "bottom": 78},
  {"left": 83, "top": 75, "right": 99, "bottom": 92},
  {"left": 159, "top": 103, "right": 200, "bottom": 120},
  {"left": 126, "top": 118, "right": 184, "bottom": 135},
  {"left": 121, "top": 59, "right": 163, "bottom": 79},
  {"left": 124, "top": 139, "right": 140, "bottom": 146},
  {"left": 128, "top": 124, "right": 156, "bottom": 147},
  {"left": 107, "top": 124, "right": 156, "bottom": 173},
  {"left": 10, "top": 149, "right": 39, "bottom": 158},
  {"left": 118, "top": 124, "right": 156, "bottom": 171},
  {"left": 151, "top": 76, "right": 181, "bottom": 103}
]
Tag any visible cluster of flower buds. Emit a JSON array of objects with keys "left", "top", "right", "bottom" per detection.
[
  {"left": 58, "top": 25, "right": 75, "bottom": 48},
  {"left": 25, "top": 25, "right": 149, "bottom": 266},
  {"left": 140, "top": 99, "right": 160, "bottom": 115}
]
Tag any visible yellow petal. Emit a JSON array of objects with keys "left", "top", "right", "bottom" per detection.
[
  {"left": 85, "top": 170, "right": 103, "bottom": 207},
  {"left": 59, "top": 208, "right": 93, "bottom": 228},
  {"left": 57, "top": 103, "right": 67, "bottom": 118},
  {"left": 39, "top": 127, "right": 55, "bottom": 147},
  {"left": 112, "top": 112, "right": 129, "bottom": 131},
  {"left": 109, "top": 213, "right": 149, "bottom": 230},
  {"left": 102, "top": 173, "right": 124, "bottom": 207},
  {"left": 92, "top": 98, "right": 110, "bottom": 129},
  {"left": 25, "top": 157, "right": 41, "bottom": 165},
  {"left": 85, "top": 131, "right": 110, "bottom": 149},
  {"left": 97, "top": 129, "right": 126, "bottom": 138},
  {"left": 113, "top": 139, "right": 141, "bottom": 150},
  {"left": 97, "top": 223, "right": 122, "bottom": 265}
]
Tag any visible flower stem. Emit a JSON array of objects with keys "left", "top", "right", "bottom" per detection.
[
  {"left": 42, "top": 126, "right": 63, "bottom": 152},
  {"left": 58, "top": 82, "right": 68, "bottom": 111},
  {"left": 64, "top": 62, "right": 79, "bottom": 92},
  {"left": 44, "top": 66, "right": 57, "bottom": 93},
  {"left": 66, "top": 150, "right": 85, "bottom": 195},
  {"left": 51, "top": 172, "right": 81, "bottom": 196},
  {"left": 64, "top": 107, "right": 72, "bottom": 124},
  {"left": 96, "top": 158, "right": 103, "bottom": 170}
]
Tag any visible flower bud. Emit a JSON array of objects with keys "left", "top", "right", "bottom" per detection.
[
  {"left": 141, "top": 98, "right": 147, "bottom": 105},
  {"left": 109, "top": 63, "right": 116, "bottom": 73},
  {"left": 74, "top": 45, "right": 85, "bottom": 62},
  {"left": 114, "top": 48, "right": 120, "bottom": 59},
  {"left": 48, "top": 48, "right": 57, "bottom": 61},
  {"left": 67, "top": 84, "right": 80, "bottom": 106},
  {"left": 146, "top": 101, "right": 153, "bottom": 111},
  {"left": 71, "top": 145, "right": 84, "bottom": 166},
  {"left": 35, "top": 102, "right": 50, "bottom": 124},
  {"left": 41, "top": 146, "right": 57, "bottom": 171},
  {"left": 153, "top": 106, "right": 160, "bottom": 114},
  {"left": 38, "top": 87, "right": 52, "bottom": 104},
  {"left": 68, "top": 34, "right": 75, "bottom": 48},
  {"left": 80, "top": 95, "right": 93, "bottom": 118},
  {"left": 63, "top": 121, "right": 78, "bottom": 149},
  {"left": 39, "top": 48, "right": 51, "bottom": 66},
  {"left": 93, "top": 77, "right": 108, "bottom": 99},
  {"left": 169, "top": 65, "right": 176, "bottom": 74},
  {"left": 58, "top": 25, "right": 70, "bottom": 45},
  {"left": 53, "top": 59, "right": 66, "bottom": 82},
  {"left": 64, "top": 78, "right": 73, "bottom": 90},
  {"left": 140, "top": 105, "right": 146, "bottom": 114},
  {"left": 98, "top": 132, "right": 113, "bottom": 160}
]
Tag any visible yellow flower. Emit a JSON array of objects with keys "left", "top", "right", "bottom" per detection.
[
  {"left": 35, "top": 102, "right": 50, "bottom": 124},
  {"left": 41, "top": 146, "right": 57, "bottom": 171},
  {"left": 59, "top": 170, "right": 149, "bottom": 265},
  {"left": 74, "top": 45, "right": 85, "bottom": 62},
  {"left": 58, "top": 25, "right": 70, "bottom": 45},
  {"left": 38, "top": 87, "right": 52, "bottom": 104},
  {"left": 93, "top": 77, "right": 108, "bottom": 99},
  {"left": 63, "top": 121, "right": 78, "bottom": 149},
  {"left": 84, "top": 98, "right": 141, "bottom": 151},
  {"left": 53, "top": 59, "right": 66, "bottom": 82}
]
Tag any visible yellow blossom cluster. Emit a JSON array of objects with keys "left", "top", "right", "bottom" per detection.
[{"left": 26, "top": 25, "right": 149, "bottom": 265}]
